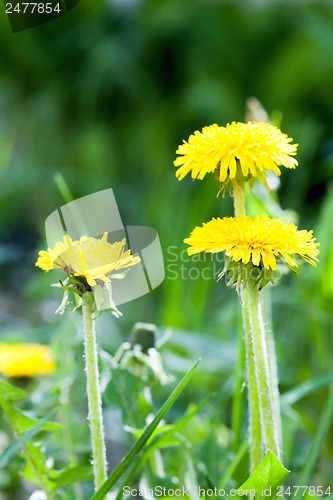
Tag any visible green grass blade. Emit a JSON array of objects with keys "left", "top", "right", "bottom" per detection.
[
  {"left": 53, "top": 171, "right": 87, "bottom": 236},
  {"left": 53, "top": 171, "right": 74, "bottom": 204},
  {"left": 114, "top": 392, "right": 215, "bottom": 499},
  {"left": 218, "top": 440, "right": 249, "bottom": 490},
  {"left": 281, "top": 372, "right": 333, "bottom": 407},
  {"left": 296, "top": 384, "right": 333, "bottom": 492},
  {"left": 91, "top": 359, "right": 200, "bottom": 500}
]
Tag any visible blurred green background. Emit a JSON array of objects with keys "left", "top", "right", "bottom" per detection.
[{"left": 0, "top": 0, "right": 333, "bottom": 495}]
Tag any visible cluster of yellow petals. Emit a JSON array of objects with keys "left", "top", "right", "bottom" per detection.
[
  {"left": 174, "top": 121, "right": 298, "bottom": 184},
  {"left": 0, "top": 344, "right": 55, "bottom": 378},
  {"left": 36, "top": 233, "right": 141, "bottom": 287},
  {"left": 184, "top": 215, "right": 319, "bottom": 270}
]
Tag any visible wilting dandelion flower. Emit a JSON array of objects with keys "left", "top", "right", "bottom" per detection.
[
  {"left": 36, "top": 233, "right": 141, "bottom": 287},
  {"left": 184, "top": 214, "right": 319, "bottom": 270},
  {"left": 0, "top": 344, "right": 55, "bottom": 377},
  {"left": 36, "top": 232, "right": 142, "bottom": 490},
  {"left": 174, "top": 121, "right": 298, "bottom": 189}
]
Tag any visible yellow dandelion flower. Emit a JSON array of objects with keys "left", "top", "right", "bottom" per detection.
[
  {"left": 184, "top": 215, "right": 319, "bottom": 270},
  {"left": 36, "top": 233, "right": 141, "bottom": 287},
  {"left": 0, "top": 344, "right": 55, "bottom": 378},
  {"left": 174, "top": 121, "right": 298, "bottom": 186},
  {"left": 36, "top": 234, "right": 74, "bottom": 272}
]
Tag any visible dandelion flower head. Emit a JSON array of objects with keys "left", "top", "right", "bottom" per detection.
[
  {"left": 36, "top": 233, "right": 141, "bottom": 287},
  {"left": 185, "top": 215, "right": 319, "bottom": 271},
  {"left": 0, "top": 344, "right": 55, "bottom": 378},
  {"left": 174, "top": 121, "right": 298, "bottom": 188}
]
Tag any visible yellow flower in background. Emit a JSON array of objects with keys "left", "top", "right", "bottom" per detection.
[
  {"left": 185, "top": 215, "right": 319, "bottom": 270},
  {"left": 0, "top": 344, "right": 55, "bottom": 378},
  {"left": 174, "top": 121, "right": 298, "bottom": 186},
  {"left": 36, "top": 233, "right": 141, "bottom": 287}
]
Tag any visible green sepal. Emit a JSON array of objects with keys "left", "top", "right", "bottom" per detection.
[
  {"left": 93, "top": 282, "right": 122, "bottom": 317},
  {"left": 55, "top": 289, "right": 70, "bottom": 314},
  {"left": 58, "top": 279, "right": 82, "bottom": 296},
  {"left": 218, "top": 258, "right": 277, "bottom": 291}
]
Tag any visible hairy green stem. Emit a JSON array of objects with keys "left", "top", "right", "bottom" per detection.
[
  {"left": 232, "top": 182, "right": 282, "bottom": 467},
  {"left": 82, "top": 292, "right": 108, "bottom": 491},
  {"left": 244, "top": 281, "right": 281, "bottom": 458},
  {"left": 261, "top": 288, "right": 283, "bottom": 451},
  {"left": 232, "top": 182, "right": 262, "bottom": 470},
  {"left": 232, "top": 182, "right": 246, "bottom": 217},
  {"left": 231, "top": 309, "right": 245, "bottom": 454},
  {"left": 240, "top": 286, "right": 263, "bottom": 470}
]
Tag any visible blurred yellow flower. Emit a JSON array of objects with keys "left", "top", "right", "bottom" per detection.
[
  {"left": 36, "top": 233, "right": 141, "bottom": 287},
  {"left": 174, "top": 121, "right": 298, "bottom": 187},
  {"left": 185, "top": 215, "right": 319, "bottom": 270},
  {"left": 0, "top": 344, "right": 55, "bottom": 378}
]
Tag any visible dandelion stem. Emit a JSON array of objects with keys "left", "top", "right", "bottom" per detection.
[
  {"left": 232, "top": 182, "right": 246, "bottom": 217},
  {"left": 231, "top": 309, "right": 245, "bottom": 453},
  {"left": 244, "top": 280, "right": 281, "bottom": 458},
  {"left": 232, "top": 182, "right": 262, "bottom": 471},
  {"left": 240, "top": 286, "right": 263, "bottom": 470},
  {"left": 261, "top": 288, "right": 283, "bottom": 452},
  {"left": 82, "top": 292, "right": 108, "bottom": 491},
  {"left": 232, "top": 181, "right": 282, "bottom": 468}
]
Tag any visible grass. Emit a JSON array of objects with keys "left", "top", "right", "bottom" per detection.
[{"left": 1, "top": 1, "right": 333, "bottom": 497}]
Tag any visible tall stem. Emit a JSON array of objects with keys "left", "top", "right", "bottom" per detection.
[
  {"left": 244, "top": 280, "right": 281, "bottom": 458},
  {"left": 261, "top": 288, "right": 283, "bottom": 451},
  {"left": 232, "top": 182, "right": 246, "bottom": 217},
  {"left": 232, "top": 182, "right": 262, "bottom": 470},
  {"left": 82, "top": 292, "right": 108, "bottom": 491},
  {"left": 240, "top": 286, "right": 263, "bottom": 470},
  {"left": 232, "top": 181, "right": 282, "bottom": 467},
  {"left": 231, "top": 309, "right": 245, "bottom": 454}
]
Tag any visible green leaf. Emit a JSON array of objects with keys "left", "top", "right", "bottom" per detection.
[
  {"left": 22, "top": 442, "right": 56, "bottom": 491},
  {"left": 103, "top": 367, "right": 149, "bottom": 428},
  {"left": 91, "top": 358, "right": 200, "bottom": 500},
  {"left": 1, "top": 396, "right": 61, "bottom": 436},
  {"left": 0, "top": 379, "right": 27, "bottom": 400},
  {"left": 52, "top": 465, "right": 93, "bottom": 488},
  {"left": 0, "top": 395, "right": 61, "bottom": 491},
  {"left": 0, "top": 415, "right": 52, "bottom": 469},
  {"left": 236, "top": 450, "right": 290, "bottom": 499},
  {"left": 3, "top": 406, "right": 60, "bottom": 435}
]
